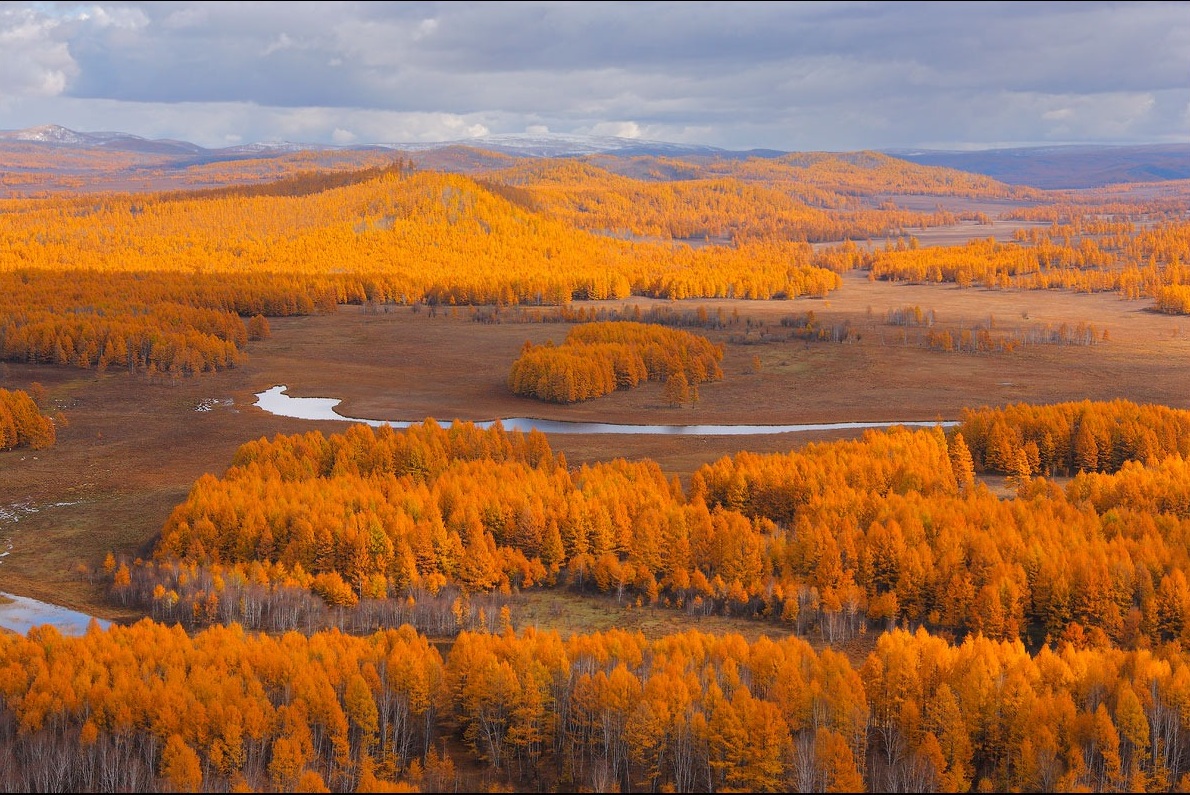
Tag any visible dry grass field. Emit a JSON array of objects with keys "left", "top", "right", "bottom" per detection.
[{"left": 3, "top": 262, "right": 1188, "bottom": 631}]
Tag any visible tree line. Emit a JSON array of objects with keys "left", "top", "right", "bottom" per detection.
[
  {"left": 957, "top": 399, "right": 1190, "bottom": 477},
  {"left": 865, "top": 222, "right": 1190, "bottom": 312}
]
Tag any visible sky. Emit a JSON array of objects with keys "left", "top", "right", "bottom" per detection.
[{"left": 1, "top": 1, "right": 1188, "bottom": 152}]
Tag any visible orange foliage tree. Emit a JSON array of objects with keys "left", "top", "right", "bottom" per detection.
[
  {"left": 0, "top": 387, "right": 56, "bottom": 450},
  {"left": 3, "top": 619, "right": 1190, "bottom": 792},
  {"left": 508, "top": 321, "right": 723, "bottom": 403}
]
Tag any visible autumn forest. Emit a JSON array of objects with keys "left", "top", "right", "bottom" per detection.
[{"left": 4, "top": 139, "right": 1190, "bottom": 794}]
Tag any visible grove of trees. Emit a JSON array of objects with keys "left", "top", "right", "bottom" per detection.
[
  {"left": 507, "top": 321, "right": 723, "bottom": 403},
  {"left": 0, "top": 387, "right": 56, "bottom": 450}
]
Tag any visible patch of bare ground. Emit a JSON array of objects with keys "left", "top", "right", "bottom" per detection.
[
  {"left": 2, "top": 272, "right": 1188, "bottom": 626},
  {"left": 504, "top": 588, "right": 883, "bottom": 666}
]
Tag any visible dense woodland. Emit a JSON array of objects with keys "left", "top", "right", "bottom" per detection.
[
  {"left": 4, "top": 150, "right": 1190, "bottom": 380},
  {"left": 32, "top": 399, "right": 1189, "bottom": 791},
  {"left": 485, "top": 154, "right": 1006, "bottom": 242},
  {"left": 132, "top": 400, "right": 1190, "bottom": 651},
  {"left": 7, "top": 147, "right": 1190, "bottom": 792},
  {"left": 7, "top": 618, "right": 1190, "bottom": 793},
  {"left": 0, "top": 166, "right": 846, "bottom": 376}
]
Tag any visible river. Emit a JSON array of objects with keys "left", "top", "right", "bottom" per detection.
[{"left": 254, "top": 384, "right": 957, "bottom": 436}]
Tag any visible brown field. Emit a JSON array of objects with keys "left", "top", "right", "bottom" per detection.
[{"left": 2, "top": 269, "right": 1189, "bottom": 631}]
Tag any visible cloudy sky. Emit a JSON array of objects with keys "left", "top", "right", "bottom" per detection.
[{"left": 1, "top": 1, "right": 1188, "bottom": 152}]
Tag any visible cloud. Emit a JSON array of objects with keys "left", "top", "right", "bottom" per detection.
[
  {"left": 1, "top": 1, "right": 1189, "bottom": 150},
  {"left": 0, "top": 7, "right": 78, "bottom": 98},
  {"left": 588, "top": 121, "right": 642, "bottom": 139},
  {"left": 261, "top": 32, "right": 300, "bottom": 57},
  {"left": 0, "top": 95, "right": 498, "bottom": 147},
  {"left": 73, "top": 5, "right": 149, "bottom": 31}
]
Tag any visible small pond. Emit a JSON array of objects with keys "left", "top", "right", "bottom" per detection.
[{"left": 0, "top": 592, "right": 109, "bottom": 637}]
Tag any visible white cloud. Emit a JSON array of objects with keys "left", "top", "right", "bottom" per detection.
[
  {"left": 0, "top": 97, "right": 503, "bottom": 148},
  {"left": 414, "top": 18, "right": 438, "bottom": 41},
  {"left": 262, "top": 33, "right": 297, "bottom": 57},
  {"left": 75, "top": 5, "right": 148, "bottom": 31},
  {"left": 161, "top": 6, "right": 208, "bottom": 31},
  {"left": 0, "top": 8, "right": 78, "bottom": 98},
  {"left": 590, "top": 121, "right": 642, "bottom": 139},
  {"left": 1042, "top": 93, "right": 1160, "bottom": 140}
]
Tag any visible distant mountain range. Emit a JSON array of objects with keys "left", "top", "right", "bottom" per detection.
[
  {"left": 0, "top": 124, "right": 316, "bottom": 157},
  {"left": 0, "top": 124, "right": 774, "bottom": 161},
  {"left": 887, "top": 144, "right": 1190, "bottom": 189},
  {"left": 3, "top": 124, "right": 1190, "bottom": 189},
  {"left": 395, "top": 132, "right": 787, "bottom": 160}
]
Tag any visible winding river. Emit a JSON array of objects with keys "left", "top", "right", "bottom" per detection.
[{"left": 254, "top": 385, "right": 958, "bottom": 435}]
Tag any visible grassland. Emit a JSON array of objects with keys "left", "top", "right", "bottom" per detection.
[{"left": 2, "top": 262, "right": 1187, "bottom": 631}]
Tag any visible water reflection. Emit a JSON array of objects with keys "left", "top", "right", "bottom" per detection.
[{"left": 0, "top": 592, "right": 109, "bottom": 637}]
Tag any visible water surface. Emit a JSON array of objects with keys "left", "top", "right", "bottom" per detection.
[
  {"left": 0, "top": 592, "right": 109, "bottom": 637},
  {"left": 0, "top": 500, "right": 103, "bottom": 636}
]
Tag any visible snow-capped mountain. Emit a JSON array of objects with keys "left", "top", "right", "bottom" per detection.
[
  {"left": 3, "top": 124, "right": 94, "bottom": 145},
  {"left": 390, "top": 132, "right": 743, "bottom": 159},
  {"left": 0, "top": 124, "right": 206, "bottom": 155}
]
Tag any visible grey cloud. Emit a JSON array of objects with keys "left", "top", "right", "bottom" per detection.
[{"left": 2, "top": 1, "right": 1188, "bottom": 150}]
